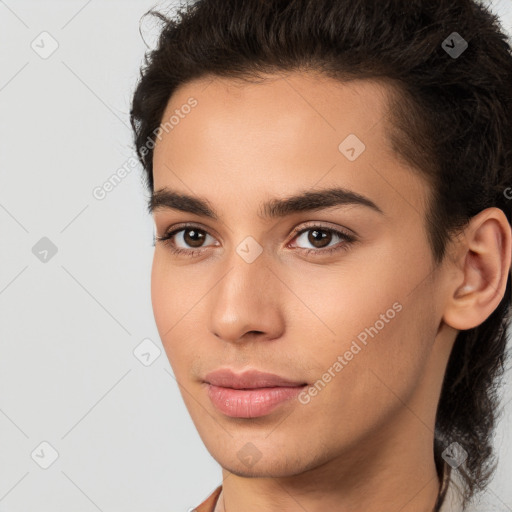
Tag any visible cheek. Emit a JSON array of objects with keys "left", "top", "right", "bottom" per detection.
[
  {"left": 150, "top": 254, "right": 172, "bottom": 336},
  {"left": 286, "top": 252, "right": 408, "bottom": 352},
  {"left": 150, "top": 253, "right": 194, "bottom": 368},
  {"left": 287, "top": 247, "right": 435, "bottom": 411}
]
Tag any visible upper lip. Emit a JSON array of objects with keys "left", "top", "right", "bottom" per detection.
[{"left": 204, "top": 369, "right": 307, "bottom": 389}]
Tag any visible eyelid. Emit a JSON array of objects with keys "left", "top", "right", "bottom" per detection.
[
  {"left": 289, "top": 220, "right": 357, "bottom": 239},
  {"left": 156, "top": 221, "right": 221, "bottom": 243},
  {"left": 158, "top": 220, "right": 355, "bottom": 240},
  {"left": 287, "top": 223, "right": 357, "bottom": 254},
  {"left": 156, "top": 220, "right": 357, "bottom": 254}
]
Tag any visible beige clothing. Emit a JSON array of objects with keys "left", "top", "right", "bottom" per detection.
[{"left": 194, "top": 485, "right": 221, "bottom": 512}]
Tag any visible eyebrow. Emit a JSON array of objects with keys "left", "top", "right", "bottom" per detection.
[{"left": 148, "top": 186, "right": 384, "bottom": 219}]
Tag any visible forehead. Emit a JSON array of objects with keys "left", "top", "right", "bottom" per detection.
[
  {"left": 156, "top": 71, "right": 393, "bottom": 159},
  {"left": 152, "top": 71, "right": 429, "bottom": 221}
]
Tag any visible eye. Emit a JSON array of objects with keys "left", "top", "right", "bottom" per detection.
[
  {"left": 289, "top": 224, "right": 356, "bottom": 255},
  {"left": 155, "top": 224, "right": 218, "bottom": 256},
  {"left": 155, "top": 222, "right": 357, "bottom": 257}
]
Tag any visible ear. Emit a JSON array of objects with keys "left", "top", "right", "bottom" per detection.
[{"left": 443, "top": 208, "right": 511, "bottom": 331}]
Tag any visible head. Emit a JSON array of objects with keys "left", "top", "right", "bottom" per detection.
[{"left": 130, "top": 0, "right": 512, "bottom": 508}]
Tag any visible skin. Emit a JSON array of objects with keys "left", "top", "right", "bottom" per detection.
[{"left": 150, "top": 71, "right": 511, "bottom": 512}]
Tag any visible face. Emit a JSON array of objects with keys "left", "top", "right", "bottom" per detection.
[{"left": 151, "top": 71, "right": 451, "bottom": 479}]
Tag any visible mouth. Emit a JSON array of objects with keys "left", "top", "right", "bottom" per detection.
[
  {"left": 205, "top": 384, "right": 307, "bottom": 418},
  {"left": 203, "top": 368, "right": 308, "bottom": 418},
  {"left": 203, "top": 368, "right": 307, "bottom": 389}
]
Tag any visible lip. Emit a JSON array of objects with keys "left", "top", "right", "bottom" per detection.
[
  {"left": 203, "top": 368, "right": 307, "bottom": 389},
  {"left": 203, "top": 368, "right": 307, "bottom": 418}
]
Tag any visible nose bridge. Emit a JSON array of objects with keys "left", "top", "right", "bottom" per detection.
[{"left": 208, "top": 239, "right": 284, "bottom": 342}]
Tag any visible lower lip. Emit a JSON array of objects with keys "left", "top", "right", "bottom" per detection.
[{"left": 206, "top": 384, "right": 306, "bottom": 418}]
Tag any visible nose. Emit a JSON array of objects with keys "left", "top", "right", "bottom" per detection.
[{"left": 208, "top": 250, "right": 285, "bottom": 344}]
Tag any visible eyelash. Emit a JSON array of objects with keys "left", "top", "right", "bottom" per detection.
[{"left": 155, "top": 223, "right": 357, "bottom": 258}]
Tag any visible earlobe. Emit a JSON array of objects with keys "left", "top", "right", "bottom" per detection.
[{"left": 443, "top": 208, "right": 512, "bottom": 331}]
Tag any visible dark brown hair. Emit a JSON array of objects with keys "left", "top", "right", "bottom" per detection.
[{"left": 130, "top": 0, "right": 512, "bottom": 508}]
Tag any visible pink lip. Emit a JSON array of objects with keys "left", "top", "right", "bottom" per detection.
[
  {"left": 204, "top": 368, "right": 306, "bottom": 389},
  {"left": 203, "top": 369, "right": 307, "bottom": 418}
]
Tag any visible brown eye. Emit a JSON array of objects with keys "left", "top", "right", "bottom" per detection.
[
  {"left": 291, "top": 225, "right": 356, "bottom": 256},
  {"left": 306, "top": 229, "right": 333, "bottom": 248},
  {"left": 182, "top": 228, "right": 207, "bottom": 248},
  {"left": 156, "top": 224, "right": 218, "bottom": 256}
]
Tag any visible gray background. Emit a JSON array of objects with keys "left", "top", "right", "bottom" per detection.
[{"left": 0, "top": 1, "right": 511, "bottom": 511}]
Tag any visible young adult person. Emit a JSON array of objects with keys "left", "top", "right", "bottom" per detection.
[{"left": 130, "top": 1, "right": 512, "bottom": 510}]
